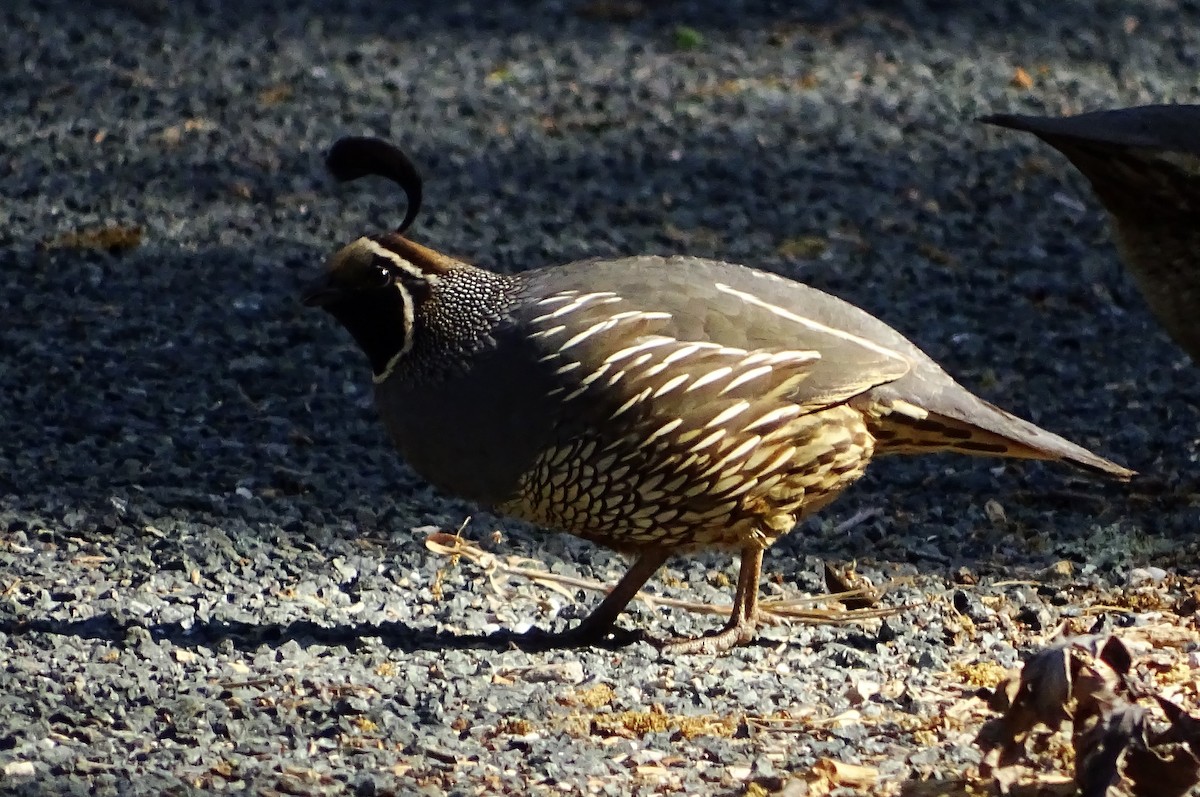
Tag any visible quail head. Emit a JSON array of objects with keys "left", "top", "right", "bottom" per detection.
[
  {"left": 983, "top": 104, "right": 1200, "bottom": 362},
  {"left": 304, "top": 137, "right": 1133, "bottom": 654}
]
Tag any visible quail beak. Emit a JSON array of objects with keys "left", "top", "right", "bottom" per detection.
[{"left": 300, "top": 274, "right": 341, "bottom": 307}]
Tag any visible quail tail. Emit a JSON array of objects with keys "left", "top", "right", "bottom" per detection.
[
  {"left": 869, "top": 399, "right": 1134, "bottom": 481},
  {"left": 982, "top": 106, "right": 1200, "bottom": 363}
]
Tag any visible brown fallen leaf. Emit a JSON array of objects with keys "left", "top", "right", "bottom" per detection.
[
  {"left": 160, "top": 117, "right": 213, "bottom": 145},
  {"left": 822, "top": 561, "right": 879, "bottom": 609},
  {"left": 257, "top": 83, "right": 293, "bottom": 106},
  {"left": 43, "top": 224, "right": 143, "bottom": 254},
  {"left": 777, "top": 235, "right": 829, "bottom": 260},
  {"left": 1011, "top": 66, "right": 1033, "bottom": 89},
  {"left": 1120, "top": 697, "right": 1200, "bottom": 797},
  {"left": 814, "top": 757, "right": 876, "bottom": 786},
  {"left": 977, "top": 633, "right": 1200, "bottom": 796}
]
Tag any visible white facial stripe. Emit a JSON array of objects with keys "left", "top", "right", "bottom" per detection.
[
  {"left": 372, "top": 281, "right": 416, "bottom": 384},
  {"left": 360, "top": 238, "right": 439, "bottom": 284},
  {"left": 714, "top": 282, "right": 908, "bottom": 365}
]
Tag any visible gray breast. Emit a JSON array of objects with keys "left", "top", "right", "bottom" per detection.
[{"left": 373, "top": 298, "right": 563, "bottom": 508}]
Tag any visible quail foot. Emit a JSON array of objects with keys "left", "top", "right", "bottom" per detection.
[
  {"left": 304, "top": 137, "right": 1133, "bottom": 655},
  {"left": 983, "top": 104, "right": 1200, "bottom": 362}
]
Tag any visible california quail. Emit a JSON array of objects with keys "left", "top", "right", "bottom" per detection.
[
  {"left": 982, "top": 104, "right": 1200, "bottom": 362},
  {"left": 304, "top": 137, "right": 1133, "bottom": 655}
]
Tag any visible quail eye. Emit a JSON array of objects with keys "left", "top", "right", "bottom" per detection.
[{"left": 367, "top": 255, "right": 400, "bottom": 286}]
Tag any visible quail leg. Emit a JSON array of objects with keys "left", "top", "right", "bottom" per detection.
[
  {"left": 658, "top": 546, "right": 764, "bottom": 655},
  {"left": 542, "top": 547, "right": 672, "bottom": 647}
]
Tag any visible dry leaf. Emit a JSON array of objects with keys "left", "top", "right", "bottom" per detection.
[
  {"left": 43, "top": 224, "right": 143, "bottom": 254},
  {"left": 257, "top": 83, "right": 293, "bottom": 106},
  {"left": 1011, "top": 66, "right": 1033, "bottom": 89},
  {"left": 423, "top": 529, "right": 901, "bottom": 626},
  {"left": 823, "top": 561, "right": 879, "bottom": 609},
  {"left": 977, "top": 634, "right": 1200, "bottom": 795},
  {"left": 811, "top": 757, "right": 877, "bottom": 787}
]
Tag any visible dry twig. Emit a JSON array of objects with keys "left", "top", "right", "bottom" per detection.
[{"left": 424, "top": 531, "right": 905, "bottom": 626}]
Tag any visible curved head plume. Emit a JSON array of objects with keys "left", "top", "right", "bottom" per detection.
[
  {"left": 307, "top": 138, "right": 466, "bottom": 379},
  {"left": 326, "top": 136, "right": 423, "bottom": 234}
]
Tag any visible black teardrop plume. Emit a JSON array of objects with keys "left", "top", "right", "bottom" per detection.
[{"left": 327, "top": 137, "right": 423, "bottom": 234}]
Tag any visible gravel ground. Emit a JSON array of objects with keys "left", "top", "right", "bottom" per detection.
[{"left": 4, "top": 1, "right": 1200, "bottom": 794}]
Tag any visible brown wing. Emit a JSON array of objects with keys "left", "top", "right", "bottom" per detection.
[
  {"left": 498, "top": 285, "right": 900, "bottom": 548},
  {"left": 519, "top": 266, "right": 915, "bottom": 411},
  {"left": 520, "top": 257, "right": 1131, "bottom": 480}
]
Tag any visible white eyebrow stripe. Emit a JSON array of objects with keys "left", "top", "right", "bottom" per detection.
[
  {"left": 360, "top": 239, "right": 436, "bottom": 283},
  {"left": 714, "top": 282, "right": 909, "bottom": 365}
]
